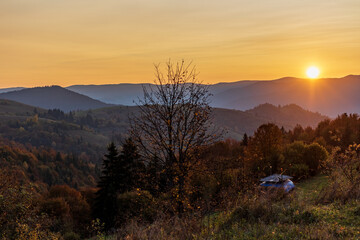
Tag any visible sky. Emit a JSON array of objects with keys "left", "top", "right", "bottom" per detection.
[{"left": 0, "top": 0, "right": 359, "bottom": 88}]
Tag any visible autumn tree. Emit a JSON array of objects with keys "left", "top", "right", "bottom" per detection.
[
  {"left": 304, "top": 142, "right": 328, "bottom": 175},
  {"left": 247, "top": 123, "right": 283, "bottom": 177},
  {"left": 130, "top": 60, "right": 218, "bottom": 214},
  {"left": 41, "top": 185, "right": 91, "bottom": 236}
]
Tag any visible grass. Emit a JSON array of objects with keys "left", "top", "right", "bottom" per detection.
[
  {"left": 113, "top": 175, "right": 360, "bottom": 239},
  {"left": 203, "top": 175, "right": 360, "bottom": 239},
  {"left": 296, "top": 174, "right": 329, "bottom": 202}
]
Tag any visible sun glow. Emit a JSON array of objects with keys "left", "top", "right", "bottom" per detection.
[{"left": 306, "top": 66, "right": 320, "bottom": 79}]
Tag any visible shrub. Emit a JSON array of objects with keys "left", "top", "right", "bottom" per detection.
[
  {"left": 318, "top": 144, "right": 360, "bottom": 203},
  {"left": 63, "top": 231, "right": 81, "bottom": 240},
  {"left": 116, "top": 190, "right": 157, "bottom": 225}
]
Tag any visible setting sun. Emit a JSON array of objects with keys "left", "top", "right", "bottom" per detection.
[{"left": 306, "top": 66, "right": 320, "bottom": 79}]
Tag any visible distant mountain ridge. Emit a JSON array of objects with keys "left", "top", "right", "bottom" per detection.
[
  {"left": 67, "top": 84, "right": 152, "bottom": 105},
  {"left": 65, "top": 75, "right": 359, "bottom": 117},
  {"left": 0, "top": 86, "right": 111, "bottom": 112},
  {"left": 0, "top": 87, "right": 25, "bottom": 94},
  {"left": 1, "top": 75, "right": 359, "bottom": 116},
  {"left": 211, "top": 75, "right": 360, "bottom": 117}
]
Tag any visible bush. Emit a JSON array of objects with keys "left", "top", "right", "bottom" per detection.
[
  {"left": 289, "top": 163, "right": 309, "bottom": 179},
  {"left": 116, "top": 190, "right": 157, "bottom": 225},
  {"left": 318, "top": 144, "right": 360, "bottom": 203},
  {"left": 63, "top": 232, "right": 81, "bottom": 240},
  {"left": 282, "top": 141, "right": 328, "bottom": 179}
]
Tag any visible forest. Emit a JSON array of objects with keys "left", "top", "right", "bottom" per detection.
[
  {"left": 1, "top": 62, "right": 360, "bottom": 239},
  {"left": 1, "top": 113, "right": 360, "bottom": 239}
]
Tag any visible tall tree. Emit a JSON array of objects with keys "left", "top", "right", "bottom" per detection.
[
  {"left": 93, "top": 142, "right": 119, "bottom": 230},
  {"left": 131, "top": 60, "right": 218, "bottom": 214},
  {"left": 118, "top": 138, "right": 144, "bottom": 192},
  {"left": 94, "top": 139, "right": 144, "bottom": 229},
  {"left": 248, "top": 123, "right": 283, "bottom": 177}
]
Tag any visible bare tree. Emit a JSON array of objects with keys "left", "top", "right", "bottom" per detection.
[{"left": 130, "top": 60, "right": 218, "bottom": 214}]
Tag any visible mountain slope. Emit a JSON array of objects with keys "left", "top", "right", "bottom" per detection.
[
  {"left": 88, "top": 103, "right": 327, "bottom": 140},
  {"left": 67, "top": 84, "right": 153, "bottom": 105},
  {"left": 0, "top": 99, "right": 47, "bottom": 116},
  {"left": 66, "top": 81, "right": 258, "bottom": 105},
  {"left": 0, "top": 100, "right": 327, "bottom": 161},
  {"left": 0, "top": 86, "right": 111, "bottom": 112},
  {"left": 245, "top": 103, "right": 325, "bottom": 129}
]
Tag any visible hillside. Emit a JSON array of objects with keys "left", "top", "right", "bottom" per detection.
[
  {"left": 245, "top": 103, "right": 325, "bottom": 129},
  {"left": 67, "top": 84, "right": 153, "bottom": 105},
  {"left": 87, "top": 103, "right": 327, "bottom": 140},
  {"left": 0, "top": 99, "right": 109, "bottom": 162},
  {"left": 65, "top": 75, "right": 360, "bottom": 117},
  {"left": 0, "top": 100, "right": 327, "bottom": 158},
  {"left": 0, "top": 99, "right": 47, "bottom": 116},
  {"left": 0, "top": 86, "right": 111, "bottom": 112}
]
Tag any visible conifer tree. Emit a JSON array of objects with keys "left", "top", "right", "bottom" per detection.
[
  {"left": 93, "top": 142, "right": 119, "bottom": 230},
  {"left": 94, "top": 139, "right": 143, "bottom": 230},
  {"left": 242, "top": 133, "right": 248, "bottom": 146},
  {"left": 118, "top": 138, "right": 143, "bottom": 192}
]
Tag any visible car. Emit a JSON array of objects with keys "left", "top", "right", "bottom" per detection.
[{"left": 260, "top": 174, "right": 295, "bottom": 192}]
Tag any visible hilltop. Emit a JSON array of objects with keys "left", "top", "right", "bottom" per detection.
[{"left": 0, "top": 86, "right": 111, "bottom": 112}]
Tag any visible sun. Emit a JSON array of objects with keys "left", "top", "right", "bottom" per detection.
[{"left": 306, "top": 66, "right": 320, "bottom": 79}]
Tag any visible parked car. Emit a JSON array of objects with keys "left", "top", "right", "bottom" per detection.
[{"left": 260, "top": 174, "right": 295, "bottom": 192}]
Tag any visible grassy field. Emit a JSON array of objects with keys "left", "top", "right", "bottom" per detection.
[
  {"left": 104, "top": 175, "right": 360, "bottom": 239},
  {"left": 296, "top": 175, "right": 329, "bottom": 202},
  {"left": 196, "top": 175, "right": 360, "bottom": 240}
]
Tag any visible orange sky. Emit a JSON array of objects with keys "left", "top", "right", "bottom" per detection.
[{"left": 0, "top": 0, "right": 359, "bottom": 88}]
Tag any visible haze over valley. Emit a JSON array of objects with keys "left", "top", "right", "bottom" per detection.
[{"left": 1, "top": 74, "right": 359, "bottom": 117}]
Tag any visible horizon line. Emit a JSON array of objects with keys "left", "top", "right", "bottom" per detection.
[{"left": 0, "top": 74, "right": 358, "bottom": 89}]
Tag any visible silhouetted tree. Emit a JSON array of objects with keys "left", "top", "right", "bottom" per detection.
[
  {"left": 117, "top": 138, "right": 144, "bottom": 192},
  {"left": 130, "top": 60, "right": 219, "bottom": 214},
  {"left": 242, "top": 133, "right": 248, "bottom": 146},
  {"left": 304, "top": 142, "right": 328, "bottom": 175},
  {"left": 94, "top": 142, "right": 119, "bottom": 230},
  {"left": 248, "top": 123, "right": 283, "bottom": 177},
  {"left": 94, "top": 139, "right": 144, "bottom": 229}
]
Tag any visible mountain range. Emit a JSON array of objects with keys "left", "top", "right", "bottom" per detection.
[
  {"left": 66, "top": 75, "right": 360, "bottom": 117},
  {"left": 0, "top": 75, "right": 359, "bottom": 116},
  {"left": 211, "top": 75, "right": 360, "bottom": 117}
]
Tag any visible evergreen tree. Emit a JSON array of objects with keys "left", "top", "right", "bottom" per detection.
[
  {"left": 118, "top": 138, "right": 143, "bottom": 192},
  {"left": 93, "top": 142, "right": 119, "bottom": 230},
  {"left": 94, "top": 139, "right": 143, "bottom": 230},
  {"left": 146, "top": 155, "right": 162, "bottom": 196},
  {"left": 242, "top": 133, "right": 248, "bottom": 146}
]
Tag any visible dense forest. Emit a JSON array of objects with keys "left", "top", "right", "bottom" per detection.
[{"left": 1, "top": 113, "right": 360, "bottom": 239}]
